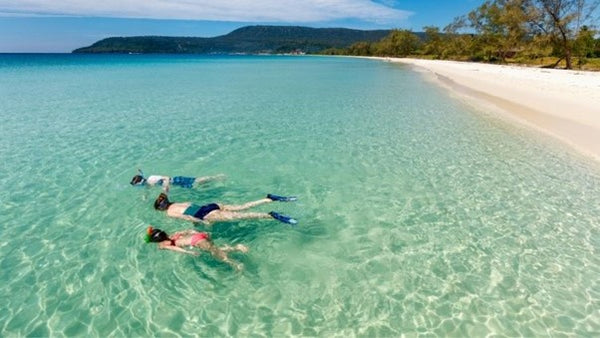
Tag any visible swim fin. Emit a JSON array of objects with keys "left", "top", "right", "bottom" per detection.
[
  {"left": 267, "top": 194, "right": 297, "bottom": 202},
  {"left": 269, "top": 211, "right": 298, "bottom": 225}
]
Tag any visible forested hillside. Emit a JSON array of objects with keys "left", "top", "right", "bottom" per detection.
[{"left": 72, "top": 25, "right": 393, "bottom": 54}]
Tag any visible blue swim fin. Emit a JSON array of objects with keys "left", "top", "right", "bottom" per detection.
[
  {"left": 269, "top": 212, "right": 298, "bottom": 225},
  {"left": 267, "top": 194, "right": 297, "bottom": 202}
]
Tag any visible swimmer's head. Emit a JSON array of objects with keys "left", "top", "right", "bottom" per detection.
[
  {"left": 145, "top": 226, "right": 169, "bottom": 243},
  {"left": 154, "top": 193, "right": 171, "bottom": 211},
  {"left": 130, "top": 175, "right": 146, "bottom": 186}
]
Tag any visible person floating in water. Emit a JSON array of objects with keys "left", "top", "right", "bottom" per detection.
[
  {"left": 153, "top": 185, "right": 298, "bottom": 225},
  {"left": 130, "top": 169, "right": 224, "bottom": 189},
  {"left": 145, "top": 226, "right": 248, "bottom": 271}
]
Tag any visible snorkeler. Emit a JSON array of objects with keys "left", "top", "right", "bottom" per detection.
[
  {"left": 130, "top": 169, "right": 224, "bottom": 188},
  {"left": 153, "top": 185, "right": 298, "bottom": 225},
  {"left": 145, "top": 226, "right": 248, "bottom": 270}
]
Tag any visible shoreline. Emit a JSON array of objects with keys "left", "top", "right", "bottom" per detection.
[{"left": 377, "top": 57, "right": 600, "bottom": 161}]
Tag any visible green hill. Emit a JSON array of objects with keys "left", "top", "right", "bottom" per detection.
[{"left": 72, "top": 25, "right": 395, "bottom": 54}]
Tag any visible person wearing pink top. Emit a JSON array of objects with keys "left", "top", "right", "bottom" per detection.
[{"left": 145, "top": 226, "right": 249, "bottom": 271}]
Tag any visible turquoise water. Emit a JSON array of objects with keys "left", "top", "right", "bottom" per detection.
[{"left": 1, "top": 54, "right": 600, "bottom": 336}]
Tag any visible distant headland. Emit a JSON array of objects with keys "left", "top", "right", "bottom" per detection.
[{"left": 72, "top": 25, "right": 414, "bottom": 54}]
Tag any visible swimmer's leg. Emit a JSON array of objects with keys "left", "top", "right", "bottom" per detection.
[
  {"left": 204, "top": 210, "right": 273, "bottom": 222},
  {"left": 220, "top": 198, "right": 273, "bottom": 211},
  {"left": 221, "top": 244, "right": 249, "bottom": 253},
  {"left": 206, "top": 244, "right": 243, "bottom": 271},
  {"left": 194, "top": 174, "right": 226, "bottom": 186},
  {"left": 220, "top": 194, "right": 296, "bottom": 211}
]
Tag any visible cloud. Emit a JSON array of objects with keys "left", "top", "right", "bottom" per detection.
[{"left": 0, "top": 0, "right": 412, "bottom": 23}]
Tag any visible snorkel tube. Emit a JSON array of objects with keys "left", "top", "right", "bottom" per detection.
[
  {"left": 131, "top": 168, "right": 147, "bottom": 186},
  {"left": 144, "top": 226, "right": 153, "bottom": 243}
]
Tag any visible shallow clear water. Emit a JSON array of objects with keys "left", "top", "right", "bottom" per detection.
[{"left": 1, "top": 54, "right": 599, "bottom": 336}]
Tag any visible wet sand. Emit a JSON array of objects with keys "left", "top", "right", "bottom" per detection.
[{"left": 387, "top": 58, "right": 600, "bottom": 161}]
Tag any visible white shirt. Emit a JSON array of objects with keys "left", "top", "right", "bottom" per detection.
[{"left": 146, "top": 175, "right": 168, "bottom": 186}]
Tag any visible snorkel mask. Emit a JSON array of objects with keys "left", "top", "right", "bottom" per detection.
[
  {"left": 145, "top": 226, "right": 169, "bottom": 243},
  {"left": 130, "top": 175, "right": 146, "bottom": 186},
  {"left": 154, "top": 193, "right": 171, "bottom": 210}
]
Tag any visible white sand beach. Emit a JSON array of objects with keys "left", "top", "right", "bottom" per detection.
[{"left": 387, "top": 58, "right": 600, "bottom": 161}]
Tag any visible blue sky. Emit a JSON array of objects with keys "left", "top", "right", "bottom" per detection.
[{"left": 0, "top": 1, "right": 484, "bottom": 52}]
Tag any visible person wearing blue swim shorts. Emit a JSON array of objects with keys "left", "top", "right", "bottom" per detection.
[
  {"left": 130, "top": 168, "right": 224, "bottom": 189},
  {"left": 152, "top": 185, "right": 298, "bottom": 226}
]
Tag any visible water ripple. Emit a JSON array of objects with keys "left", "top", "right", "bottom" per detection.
[{"left": 1, "top": 55, "right": 599, "bottom": 336}]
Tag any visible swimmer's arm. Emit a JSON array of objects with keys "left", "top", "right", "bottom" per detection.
[
  {"left": 161, "top": 180, "right": 170, "bottom": 194},
  {"left": 158, "top": 243, "right": 198, "bottom": 256},
  {"left": 171, "top": 230, "right": 197, "bottom": 236},
  {"left": 178, "top": 215, "right": 204, "bottom": 224}
]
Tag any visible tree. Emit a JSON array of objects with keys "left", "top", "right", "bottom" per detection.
[
  {"left": 573, "top": 25, "right": 597, "bottom": 65},
  {"left": 497, "top": 0, "right": 532, "bottom": 58},
  {"left": 347, "top": 41, "right": 373, "bottom": 56},
  {"left": 373, "top": 30, "right": 420, "bottom": 57},
  {"left": 442, "top": 16, "right": 474, "bottom": 59},
  {"left": 468, "top": 0, "right": 531, "bottom": 62},
  {"left": 469, "top": 1, "right": 505, "bottom": 61},
  {"left": 528, "top": 0, "right": 600, "bottom": 69},
  {"left": 422, "top": 26, "right": 443, "bottom": 58}
]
